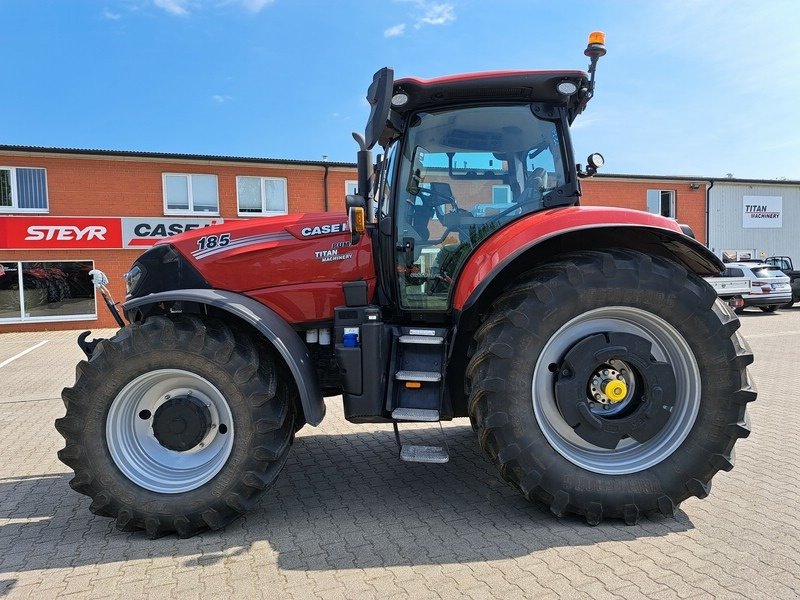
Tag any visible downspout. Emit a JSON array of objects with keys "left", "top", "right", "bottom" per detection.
[
  {"left": 705, "top": 179, "right": 714, "bottom": 250},
  {"left": 323, "top": 163, "right": 330, "bottom": 212}
]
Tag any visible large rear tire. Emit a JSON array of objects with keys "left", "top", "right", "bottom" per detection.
[
  {"left": 56, "top": 315, "right": 295, "bottom": 537},
  {"left": 467, "top": 250, "right": 755, "bottom": 525}
]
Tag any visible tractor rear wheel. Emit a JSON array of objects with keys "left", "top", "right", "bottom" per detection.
[
  {"left": 467, "top": 250, "right": 755, "bottom": 525},
  {"left": 56, "top": 315, "right": 295, "bottom": 537}
]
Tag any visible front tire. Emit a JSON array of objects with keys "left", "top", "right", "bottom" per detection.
[
  {"left": 56, "top": 315, "right": 295, "bottom": 537},
  {"left": 467, "top": 250, "right": 755, "bottom": 525}
]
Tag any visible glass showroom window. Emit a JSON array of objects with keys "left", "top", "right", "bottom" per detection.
[
  {"left": 163, "top": 174, "right": 219, "bottom": 214},
  {"left": 237, "top": 176, "right": 288, "bottom": 216},
  {"left": 0, "top": 167, "right": 48, "bottom": 212},
  {"left": 0, "top": 261, "right": 96, "bottom": 322}
]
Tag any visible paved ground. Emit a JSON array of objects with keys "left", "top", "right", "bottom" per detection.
[{"left": 0, "top": 308, "right": 799, "bottom": 599}]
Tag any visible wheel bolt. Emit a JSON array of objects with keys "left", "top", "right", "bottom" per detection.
[{"left": 562, "top": 369, "right": 570, "bottom": 376}]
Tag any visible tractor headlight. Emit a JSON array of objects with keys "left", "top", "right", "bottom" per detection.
[
  {"left": 123, "top": 264, "right": 143, "bottom": 296},
  {"left": 557, "top": 81, "right": 578, "bottom": 96}
]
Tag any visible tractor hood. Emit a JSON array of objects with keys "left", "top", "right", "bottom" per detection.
[{"left": 130, "top": 212, "right": 376, "bottom": 323}]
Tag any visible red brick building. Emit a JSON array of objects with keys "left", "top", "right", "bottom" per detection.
[{"left": 0, "top": 145, "right": 708, "bottom": 332}]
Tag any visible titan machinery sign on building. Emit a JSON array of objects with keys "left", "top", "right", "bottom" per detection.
[
  {"left": 0, "top": 216, "right": 223, "bottom": 250},
  {"left": 742, "top": 196, "right": 782, "bottom": 228}
]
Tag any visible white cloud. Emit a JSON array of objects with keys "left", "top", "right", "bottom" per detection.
[
  {"left": 153, "top": 0, "right": 190, "bottom": 16},
  {"left": 384, "top": 23, "right": 406, "bottom": 37},
  {"left": 151, "top": 0, "right": 275, "bottom": 16},
  {"left": 212, "top": 95, "right": 233, "bottom": 104},
  {"left": 220, "top": 0, "right": 275, "bottom": 12},
  {"left": 103, "top": 8, "right": 122, "bottom": 20},
  {"left": 414, "top": 2, "right": 455, "bottom": 28}
]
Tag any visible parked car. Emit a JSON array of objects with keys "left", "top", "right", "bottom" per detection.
[
  {"left": 721, "top": 262, "right": 792, "bottom": 312},
  {"left": 704, "top": 272, "right": 749, "bottom": 310},
  {"left": 764, "top": 256, "right": 800, "bottom": 308}
]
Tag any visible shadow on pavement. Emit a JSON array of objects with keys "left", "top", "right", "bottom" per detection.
[{"left": 0, "top": 425, "right": 693, "bottom": 574}]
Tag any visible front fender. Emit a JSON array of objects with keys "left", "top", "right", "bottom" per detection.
[
  {"left": 124, "top": 289, "right": 325, "bottom": 426},
  {"left": 452, "top": 206, "right": 722, "bottom": 312}
]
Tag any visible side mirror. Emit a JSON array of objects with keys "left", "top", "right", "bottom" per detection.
[
  {"left": 406, "top": 146, "right": 428, "bottom": 195},
  {"left": 364, "top": 67, "right": 394, "bottom": 151}
]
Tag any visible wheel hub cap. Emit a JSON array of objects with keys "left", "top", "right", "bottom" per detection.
[
  {"left": 152, "top": 395, "right": 212, "bottom": 451},
  {"left": 554, "top": 332, "right": 677, "bottom": 449},
  {"left": 602, "top": 377, "right": 627, "bottom": 402}
]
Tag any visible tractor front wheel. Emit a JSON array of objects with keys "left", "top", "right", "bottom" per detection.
[
  {"left": 467, "top": 250, "right": 755, "bottom": 524},
  {"left": 56, "top": 315, "right": 295, "bottom": 537}
]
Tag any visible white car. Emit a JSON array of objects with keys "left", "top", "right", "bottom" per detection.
[{"left": 721, "top": 262, "right": 792, "bottom": 312}]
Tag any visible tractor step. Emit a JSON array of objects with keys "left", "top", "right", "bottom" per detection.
[
  {"left": 392, "top": 421, "right": 450, "bottom": 464},
  {"left": 389, "top": 327, "right": 448, "bottom": 420},
  {"left": 399, "top": 444, "right": 449, "bottom": 464},
  {"left": 392, "top": 407, "right": 440, "bottom": 422},
  {"left": 395, "top": 370, "right": 441, "bottom": 382},
  {"left": 399, "top": 335, "right": 444, "bottom": 345}
]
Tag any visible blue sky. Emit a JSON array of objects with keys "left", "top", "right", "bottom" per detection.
[{"left": 2, "top": 0, "right": 799, "bottom": 180}]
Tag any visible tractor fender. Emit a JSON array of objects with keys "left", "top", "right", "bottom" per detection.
[
  {"left": 452, "top": 206, "right": 723, "bottom": 314},
  {"left": 123, "top": 288, "right": 325, "bottom": 426}
]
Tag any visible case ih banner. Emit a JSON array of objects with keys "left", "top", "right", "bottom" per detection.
[
  {"left": 121, "top": 218, "right": 223, "bottom": 249},
  {"left": 0, "top": 217, "right": 223, "bottom": 249}
]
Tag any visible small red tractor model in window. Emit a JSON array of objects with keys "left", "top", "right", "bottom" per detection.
[{"left": 57, "top": 33, "right": 754, "bottom": 538}]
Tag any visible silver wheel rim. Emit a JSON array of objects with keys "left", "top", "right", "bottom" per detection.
[
  {"left": 106, "top": 369, "right": 235, "bottom": 493},
  {"left": 532, "top": 307, "right": 701, "bottom": 475}
]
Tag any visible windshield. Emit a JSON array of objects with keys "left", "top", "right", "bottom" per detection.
[
  {"left": 396, "top": 104, "right": 566, "bottom": 219},
  {"left": 751, "top": 266, "right": 785, "bottom": 279},
  {"left": 392, "top": 104, "right": 568, "bottom": 310}
]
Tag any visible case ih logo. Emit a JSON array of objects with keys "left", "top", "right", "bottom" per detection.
[
  {"left": 0, "top": 217, "right": 123, "bottom": 249},
  {"left": 122, "top": 218, "right": 223, "bottom": 249}
]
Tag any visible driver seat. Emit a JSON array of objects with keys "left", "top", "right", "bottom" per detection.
[{"left": 516, "top": 167, "right": 548, "bottom": 207}]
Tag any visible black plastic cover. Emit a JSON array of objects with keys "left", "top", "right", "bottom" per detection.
[{"left": 364, "top": 67, "right": 394, "bottom": 150}]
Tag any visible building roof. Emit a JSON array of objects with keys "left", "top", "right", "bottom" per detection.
[
  {"left": 1, "top": 144, "right": 799, "bottom": 186},
  {"left": 0, "top": 144, "right": 356, "bottom": 168},
  {"left": 593, "top": 172, "right": 800, "bottom": 186}
]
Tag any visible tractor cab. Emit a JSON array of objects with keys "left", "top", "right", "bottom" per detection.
[
  {"left": 382, "top": 92, "right": 574, "bottom": 311},
  {"left": 348, "top": 38, "right": 606, "bottom": 318}
]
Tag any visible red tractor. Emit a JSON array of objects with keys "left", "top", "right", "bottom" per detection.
[{"left": 57, "top": 33, "right": 754, "bottom": 538}]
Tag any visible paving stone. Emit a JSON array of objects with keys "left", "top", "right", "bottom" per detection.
[{"left": 0, "top": 314, "right": 798, "bottom": 598}]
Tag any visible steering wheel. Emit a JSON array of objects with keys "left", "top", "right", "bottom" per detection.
[{"left": 417, "top": 187, "right": 459, "bottom": 221}]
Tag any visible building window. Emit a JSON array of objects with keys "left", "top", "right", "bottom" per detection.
[
  {"left": 237, "top": 176, "right": 288, "bottom": 216},
  {"left": 646, "top": 189, "right": 676, "bottom": 218},
  {"left": 345, "top": 180, "right": 358, "bottom": 197},
  {"left": 0, "top": 167, "right": 48, "bottom": 212},
  {"left": 492, "top": 185, "right": 512, "bottom": 204},
  {"left": 163, "top": 174, "right": 219, "bottom": 214},
  {"left": 0, "top": 261, "right": 96, "bottom": 323}
]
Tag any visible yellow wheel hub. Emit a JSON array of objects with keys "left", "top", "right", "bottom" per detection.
[{"left": 603, "top": 379, "right": 628, "bottom": 403}]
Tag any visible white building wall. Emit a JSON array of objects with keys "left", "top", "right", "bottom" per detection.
[{"left": 708, "top": 181, "right": 800, "bottom": 262}]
